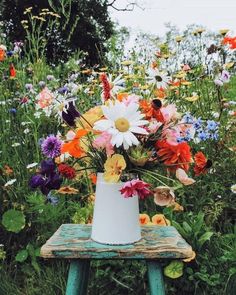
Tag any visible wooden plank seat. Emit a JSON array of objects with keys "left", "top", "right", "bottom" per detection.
[{"left": 41, "top": 224, "right": 193, "bottom": 295}]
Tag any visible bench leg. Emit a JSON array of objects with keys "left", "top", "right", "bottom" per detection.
[
  {"left": 147, "top": 261, "right": 165, "bottom": 295},
  {"left": 66, "top": 260, "right": 90, "bottom": 295}
]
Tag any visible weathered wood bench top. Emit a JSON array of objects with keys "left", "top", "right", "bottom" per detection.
[{"left": 40, "top": 224, "right": 193, "bottom": 260}]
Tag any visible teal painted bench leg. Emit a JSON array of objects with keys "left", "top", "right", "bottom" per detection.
[
  {"left": 147, "top": 261, "right": 165, "bottom": 295},
  {"left": 66, "top": 260, "right": 90, "bottom": 295}
]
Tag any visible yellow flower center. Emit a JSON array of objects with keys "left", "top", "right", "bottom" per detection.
[{"left": 115, "top": 117, "right": 130, "bottom": 132}]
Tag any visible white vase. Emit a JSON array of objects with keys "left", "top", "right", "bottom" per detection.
[{"left": 91, "top": 173, "right": 141, "bottom": 245}]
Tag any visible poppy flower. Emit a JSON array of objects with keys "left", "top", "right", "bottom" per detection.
[
  {"left": 176, "top": 168, "right": 195, "bottom": 185},
  {"left": 139, "top": 213, "right": 150, "bottom": 225},
  {"left": 139, "top": 99, "right": 165, "bottom": 123},
  {"left": 0, "top": 46, "right": 6, "bottom": 61},
  {"left": 153, "top": 186, "right": 175, "bottom": 206},
  {"left": 103, "top": 154, "right": 126, "bottom": 182},
  {"left": 194, "top": 152, "right": 212, "bottom": 176},
  {"left": 61, "top": 129, "right": 88, "bottom": 158},
  {"left": 152, "top": 214, "right": 170, "bottom": 226},
  {"left": 155, "top": 140, "right": 192, "bottom": 171},
  {"left": 9, "top": 63, "right": 16, "bottom": 78}
]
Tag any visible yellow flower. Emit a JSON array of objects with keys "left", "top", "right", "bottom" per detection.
[
  {"left": 181, "top": 81, "right": 192, "bottom": 86},
  {"left": 219, "top": 29, "right": 229, "bottom": 36},
  {"left": 175, "top": 36, "right": 183, "bottom": 43},
  {"left": 121, "top": 60, "right": 133, "bottom": 66},
  {"left": 57, "top": 186, "right": 79, "bottom": 194},
  {"left": 76, "top": 106, "right": 103, "bottom": 130},
  {"left": 225, "top": 62, "right": 234, "bottom": 69},
  {"left": 99, "top": 67, "right": 108, "bottom": 71},
  {"left": 103, "top": 154, "right": 126, "bottom": 182},
  {"left": 184, "top": 93, "right": 199, "bottom": 102}
]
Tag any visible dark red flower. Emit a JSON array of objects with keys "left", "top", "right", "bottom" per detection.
[
  {"left": 100, "top": 73, "right": 111, "bottom": 101},
  {"left": 58, "top": 163, "right": 76, "bottom": 179},
  {"left": 194, "top": 152, "right": 212, "bottom": 176},
  {"left": 155, "top": 140, "right": 192, "bottom": 171}
]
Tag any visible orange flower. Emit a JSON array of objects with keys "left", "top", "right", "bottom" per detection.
[
  {"left": 155, "top": 140, "right": 192, "bottom": 171},
  {"left": 0, "top": 48, "right": 6, "bottom": 61},
  {"left": 222, "top": 36, "right": 236, "bottom": 49},
  {"left": 139, "top": 213, "right": 150, "bottom": 225},
  {"left": 152, "top": 214, "right": 170, "bottom": 226},
  {"left": 57, "top": 186, "right": 79, "bottom": 194},
  {"left": 89, "top": 173, "right": 97, "bottom": 185},
  {"left": 61, "top": 129, "right": 88, "bottom": 158},
  {"left": 116, "top": 92, "right": 129, "bottom": 102},
  {"left": 139, "top": 99, "right": 165, "bottom": 122},
  {"left": 194, "top": 152, "right": 212, "bottom": 176},
  {"left": 9, "top": 63, "right": 16, "bottom": 78},
  {"left": 154, "top": 87, "right": 166, "bottom": 99},
  {"left": 3, "top": 165, "right": 13, "bottom": 175}
]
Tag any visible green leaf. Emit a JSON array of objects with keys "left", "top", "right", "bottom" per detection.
[
  {"left": 2, "top": 210, "right": 25, "bottom": 233},
  {"left": 15, "top": 250, "right": 28, "bottom": 262},
  {"left": 198, "top": 232, "right": 213, "bottom": 248},
  {"left": 164, "top": 261, "right": 184, "bottom": 279}
]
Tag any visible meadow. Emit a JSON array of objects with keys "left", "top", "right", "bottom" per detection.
[{"left": 0, "top": 10, "right": 236, "bottom": 295}]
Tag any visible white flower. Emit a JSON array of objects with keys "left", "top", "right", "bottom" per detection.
[
  {"left": 23, "top": 128, "right": 30, "bottom": 134},
  {"left": 4, "top": 179, "right": 16, "bottom": 187},
  {"left": 108, "top": 74, "right": 125, "bottom": 95},
  {"left": 231, "top": 184, "right": 236, "bottom": 194},
  {"left": 26, "top": 162, "right": 38, "bottom": 169},
  {"left": 34, "top": 111, "right": 42, "bottom": 118},
  {"left": 94, "top": 100, "right": 148, "bottom": 149},
  {"left": 0, "top": 44, "right": 7, "bottom": 51},
  {"left": 12, "top": 143, "right": 21, "bottom": 147},
  {"left": 147, "top": 68, "right": 171, "bottom": 89}
]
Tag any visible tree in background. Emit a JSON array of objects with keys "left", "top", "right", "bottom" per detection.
[{"left": 0, "top": 0, "right": 114, "bottom": 64}]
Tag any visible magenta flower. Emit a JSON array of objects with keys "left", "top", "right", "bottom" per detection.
[{"left": 120, "top": 179, "right": 152, "bottom": 199}]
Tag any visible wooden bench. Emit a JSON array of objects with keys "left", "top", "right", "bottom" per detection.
[{"left": 41, "top": 224, "right": 193, "bottom": 295}]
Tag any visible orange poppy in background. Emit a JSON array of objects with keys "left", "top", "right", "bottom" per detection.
[
  {"left": 0, "top": 48, "right": 5, "bottom": 61},
  {"left": 155, "top": 140, "right": 192, "bottom": 171},
  {"left": 194, "top": 152, "right": 212, "bottom": 176},
  {"left": 9, "top": 63, "right": 16, "bottom": 78},
  {"left": 139, "top": 99, "right": 165, "bottom": 122},
  {"left": 89, "top": 173, "right": 97, "bottom": 185},
  {"left": 222, "top": 36, "right": 236, "bottom": 49},
  {"left": 61, "top": 129, "right": 88, "bottom": 158}
]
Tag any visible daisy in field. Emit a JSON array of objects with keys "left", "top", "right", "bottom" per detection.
[
  {"left": 94, "top": 100, "right": 148, "bottom": 149},
  {"left": 147, "top": 68, "right": 171, "bottom": 89}
]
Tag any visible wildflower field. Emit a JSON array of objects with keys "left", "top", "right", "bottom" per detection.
[{"left": 0, "top": 3, "right": 236, "bottom": 295}]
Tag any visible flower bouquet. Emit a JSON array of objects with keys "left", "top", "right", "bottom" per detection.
[{"left": 29, "top": 71, "right": 216, "bottom": 245}]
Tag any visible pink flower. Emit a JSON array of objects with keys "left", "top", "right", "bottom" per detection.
[
  {"left": 153, "top": 186, "right": 175, "bottom": 206},
  {"left": 182, "top": 64, "right": 191, "bottom": 71},
  {"left": 36, "top": 87, "right": 53, "bottom": 109},
  {"left": 176, "top": 168, "right": 195, "bottom": 185},
  {"left": 123, "top": 94, "right": 140, "bottom": 106},
  {"left": 161, "top": 104, "right": 179, "bottom": 123},
  {"left": 120, "top": 179, "right": 152, "bottom": 199},
  {"left": 164, "top": 129, "right": 179, "bottom": 146},
  {"left": 93, "top": 131, "right": 114, "bottom": 156}
]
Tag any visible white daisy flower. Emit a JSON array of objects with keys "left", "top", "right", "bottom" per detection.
[
  {"left": 26, "top": 163, "right": 38, "bottom": 169},
  {"left": 12, "top": 143, "right": 21, "bottom": 147},
  {"left": 147, "top": 68, "right": 171, "bottom": 89},
  {"left": 231, "top": 184, "right": 236, "bottom": 194},
  {"left": 94, "top": 100, "right": 148, "bottom": 150},
  {"left": 4, "top": 179, "right": 16, "bottom": 187}
]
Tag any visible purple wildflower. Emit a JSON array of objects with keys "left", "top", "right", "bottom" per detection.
[
  {"left": 62, "top": 102, "right": 81, "bottom": 127},
  {"left": 41, "top": 135, "right": 62, "bottom": 158}
]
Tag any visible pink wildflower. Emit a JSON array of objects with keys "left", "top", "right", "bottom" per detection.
[
  {"left": 123, "top": 94, "right": 140, "bottom": 106},
  {"left": 93, "top": 131, "right": 114, "bottom": 156},
  {"left": 120, "top": 179, "right": 152, "bottom": 199},
  {"left": 36, "top": 87, "right": 53, "bottom": 109}
]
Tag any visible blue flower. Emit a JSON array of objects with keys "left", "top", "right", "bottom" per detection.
[
  {"left": 197, "top": 129, "right": 208, "bottom": 141},
  {"left": 183, "top": 112, "right": 194, "bottom": 124},
  {"left": 9, "top": 108, "right": 17, "bottom": 115},
  {"left": 206, "top": 120, "right": 218, "bottom": 131},
  {"left": 47, "top": 192, "right": 59, "bottom": 206},
  {"left": 193, "top": 117, "right": 203, "bottom": 130}
]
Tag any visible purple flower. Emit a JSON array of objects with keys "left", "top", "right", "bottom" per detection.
[
  {"left": 220, "top": 70, "right": 230, "bottom": 83},
  {"left": 58, "top": 86, "right": 68, "bottom": 94},
  {"left": 214, "top": 79, "right": 223, "bottom": 86},
  {"left": 29, "top": 159, "right": 63, "bottom": 195},
  {"left": 62, "top": 102, "right": 81, "bottom": 127},
  {"left": 41, "top": 135, "right": 62, "bottom": 158}
]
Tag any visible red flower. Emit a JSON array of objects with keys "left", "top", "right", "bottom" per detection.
[
  {"left": 100, "top": 73, "right": 111, "bottom": 101},
  {"left": 58, "top": 163, "right": 76, "bottom": 179},
  {"left": 9, "top": 63, "right": 16, "bottom": 78},
  {"left": 194, "top": 152, "right": 212, "bottom": 176},
  {"left": 222, "top": 36, "right": 236, "bottom": 49},
  {"left": 155, "top": 140, "right": 192, "bottom": 171}
]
